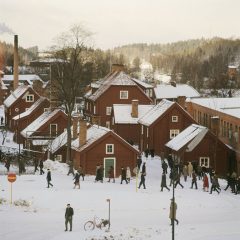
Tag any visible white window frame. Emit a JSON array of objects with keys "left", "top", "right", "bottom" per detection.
[
  {"left": 120, "top": 90, "right": 128, "bottom": 99},
  {"left": 50, "top": 124, "right": 58, "bottom": 135},
  {"left": 55, "top": 155, "right": 62, "bottom": 162},
  {"left": 106, "top": 144, "right": 114, "bottom": 154},
  {"left": 172, "top": 116, "right": 178, "bottom": 122},
  {"left": 26, "top": 94, "right": 34, "bottom": 102},
  {"left": 199, "top": 157, "right": 210, "bottom": 168},
  {"left": 170, "top": 129, "right": 180, "bottom": 139},
  {"left": 106, "top": 107, "right": 112, "bottom": 116},
  {"left": 106, "top": 121, "right": 111, "bottom": 129}
]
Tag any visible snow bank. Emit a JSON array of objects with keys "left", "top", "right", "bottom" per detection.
[{"left": 43, "top": 159, "right": 68, "bottom": 173}]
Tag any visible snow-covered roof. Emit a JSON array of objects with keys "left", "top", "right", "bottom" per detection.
[
  {"left": 113, "top": 104, "right": 154, "bottom": 124},
  {"left": 2, "top": 74, "right": 43, "bottom": 85},
  {"left": 21, "top": 109, "right": 65, "bottom": 138},
  {"left": 154, "top": 84, "right": 200, "bottom": 99},
  {"left": 138, "top": 99, "right": 174, "bottom": 126},
  {"left": 189, "top": 97, "right": 240, "bottom": 119},
  {"left": 4, "top": 85, "right": 32, "bottom": 108},
  {"left": 50, "top": 130, "right": 68, "bottom": 153},
  {"left": 132, "top": 79, "right": 153, "bottom": 89},
  {"left": 71, "top": 125, "right": 110, "bottom": 152},
  {"left": 165, "top": 124, "right": 208, "bottom": 151},
  {"left": 87, "top": 71, "right": 137, "bottom": 101},
  {"left": 12, "top": 97, "right": 48, "bottom": 120}
]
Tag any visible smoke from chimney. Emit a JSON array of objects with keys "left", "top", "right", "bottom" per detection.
[
  {"left": 13, "top": 35, "right": 19, "bottom": 90},
  {"left": 0, "top": 22, "right": 15, "bottom": 35}
]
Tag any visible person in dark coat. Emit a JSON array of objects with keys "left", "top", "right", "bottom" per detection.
[
  {"left": 224, "top": 173, "right": 232, "bottom": 191},
  {"left": 78, "top": 165, "right": 85, "bottom": 181},
  {"left": 65, "top": 204, "right": 74, "bottom": 231},
  {"left": 0, "top": 116, "right": 4, "bottom": 125},
  {"left": 39, "top": 160, "right": 45, "bottom": 175},
  {"left": 95, "top": 164, "right": 103, "bottom": 183},
  {"left": 141, "top": 162, "right": 146, "bottom": 175},
  {"left": 191, "top": 171, "right": 198, "bottom": 189},
  {"left": 235, "top": 177, "right": 240, "bottom": 195},
  {"left": 46, "top": 169, "right": 53, "bottom": 188},
  {"left": 174, "top": 173, "right": 184, "bottom": 189},
  {"left": 34, "top": 160, "right": 39, "bottom": 173},
  {"left": 162, "top": 160, "right": 168, "bottom": 174},
  {"left": 5, "top": 159, "right": 10, "bottom": 172},
  {"left": 67, "top": 161, "right": 75, "bottom": 176},
  {"left": 108, "top": 166, "right": 115, "bottom": 183},
  {"left": 73, "top": 172, "right": 80, "bottom": 189},
  {"left": 138, "top": 171, "right": 146, "bottom": 189},
  {"left": 137, "top": 155, "right": 142, "bottom": 171},
  {"left": 121, "top": 167, "right": 128, "bottom": 184},
  {"left": 210, "top": 175, "right": 220, "bottom": 194},
  {"left": 167, "top": 154, "right": 174, "bottom": 170},
  {"left": 161, "top": 172, "right": 170, "bottom": 191}
]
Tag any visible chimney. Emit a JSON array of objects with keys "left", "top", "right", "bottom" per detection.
[
  {"left": 72, "top": 114, "right": 80, "bottom": 139},
  {"left": 177, "top": 96, "right": 186, "bottom": 109},
  {"left": 13, "top": 35, "right": 19, "bottom": 90},
  {"left": 111, "top": 64, "right": 125, "bottom": 73},
  {"left": 211, "top": 116, "right": 220, "bottom": 136},
  {"left": 79, "top": 118, "right": 87, "bottom": 146},
  {"left": 131, "top": 100, "right": 139, "bottom": 118}
]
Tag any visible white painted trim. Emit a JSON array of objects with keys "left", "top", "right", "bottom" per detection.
[
  {"left": 106, "top": 144, "right": 114, "bottom": 154},
  {"left": 104, "top": 157, "right": 116, "bottom": 178}
]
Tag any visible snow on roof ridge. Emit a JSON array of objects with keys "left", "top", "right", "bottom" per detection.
[
  {"left": 21, "top": 109, "right": 64, "bottom": 138},
  {"left": 138, "top": 99, "right": 174, "bottom": 126},
  {"left": 12, "top": 97, "right": 47, "bottom": 120}
]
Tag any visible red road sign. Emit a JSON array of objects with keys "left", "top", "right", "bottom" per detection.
[{"left": 8, "top": 173, "right": 17, "bottom": 183}]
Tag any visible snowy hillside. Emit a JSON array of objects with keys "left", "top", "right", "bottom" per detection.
[{"left": 0, "top": 156, "right": 240, "bottom": 240}]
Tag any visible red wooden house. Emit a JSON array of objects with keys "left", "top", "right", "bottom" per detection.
[{"left": 84, "top": 64, "right": 152, "bottom": 128}]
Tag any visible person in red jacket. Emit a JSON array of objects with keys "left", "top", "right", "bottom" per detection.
[{"left": 203, "top": 173, "right": 209, "bottom": 192}]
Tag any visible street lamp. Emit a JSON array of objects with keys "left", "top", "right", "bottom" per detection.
[{"left": 106, "top": 199, "right": 111, "bottom": 231}]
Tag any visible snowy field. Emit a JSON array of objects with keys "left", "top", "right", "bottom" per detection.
[{"left": 0, "top": 157, "right": 240, "bottom": 240}]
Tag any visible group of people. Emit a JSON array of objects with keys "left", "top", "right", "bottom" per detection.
[{"left": 224, "top": 171, "right": 240, "bottom": 195}]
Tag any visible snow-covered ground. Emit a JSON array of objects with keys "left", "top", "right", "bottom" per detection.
[{"left": 0, "top": 157, "right": 240, "bottom": 240}]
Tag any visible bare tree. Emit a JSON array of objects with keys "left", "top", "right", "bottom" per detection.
[{"left": 50, "top": 24, "right": 92, "bottom": 163}]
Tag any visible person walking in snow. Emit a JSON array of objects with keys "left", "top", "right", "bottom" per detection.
[
  {"left": 34, "top": 160, "right": 39, "bottom": 173},
  {"left": 183, "top": 165, "right": 188, "bottom": 182},
  {"left": 203, "top": 173, "right": 209, "bottom": 192},
  {"left": 78, "top": 165, "right": 85, "bottom": 181},
  {"left": 95, "top": 164, "right": 103, "bottom": 183},
  {"left": 169, "top": 198, "right": 179, "bottom": 225},
  {"left": 138, "top": 171, "right": 146, "bottom": 189},
  {"left": 162, "top": 160, "right": 168, "bottom": 174},
  {"left": 196, "top": 164, "right": 203, "bottom": 180},
  {"left": 39, "top": 160, "right": 45, "bottom": 175},
  {"left": 161, "top": 172, "right": 170, "bottom": 192},
  {"left": 210, "top": 175, "right": 220, "bottom": 194},
  {"left": 67, "top": 161, "right": 75, "bottom": 176},
  {"left": 167, "top": 154, "right": 174, "bottom": 170},
  {"left": 46, "top": 169, "right": 53, "bottom": 188},
  {"left": 107, "top": 166, "right": 115, "bottom": 183},
  {"left": 126, "top": 166, "right": 131, "bottom": 183},
  {"left": 5, "top": 159, "right": 10, "bottom": 172},
  {"left": 191, "top": 171, "right": 198, "bottom": 189},
  {"left": 174, "top": 172, "right": 184, "bottom": 189},
  {"left": 137, "top": 155, "right": 142, "bottom": 171},
  {"left": 73, "top": 172, "right": 80, "bottom": 189},
  {"left": 121, "top": 167, "right": 128, "bottom": 184},
  {"left": 187, "top": 162, "right": 193, "bottom": 177},
  {"left": 224, "top": 173, "right": 232, "bottom": 191},
  {"left": 65, "top": 204, "right": 74, "bottom": 231}
]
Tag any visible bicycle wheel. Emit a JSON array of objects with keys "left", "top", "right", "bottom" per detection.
[{"left": 84, "top": 221, "right": 95, "bottom": 231}]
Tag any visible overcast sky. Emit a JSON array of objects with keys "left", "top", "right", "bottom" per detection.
[{"left": 0, "top": 0, "right": 239, "bottom": 51}]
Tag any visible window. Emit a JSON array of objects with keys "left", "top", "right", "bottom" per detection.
[
  {"left": 106, "top": 121, "right": 110, "bottom": 129},
  {"left": 50, "top": 124, "right": 58, "bottom": 136},
  {"left": 106, "top": 107, "right": 112, "bottom": 115},
  {"left": 199, "top": 157, "right": 209, "bottom": 168},
  {"left": 106, "top": 144, "right": 114, "bottom": 154},
  {"left": 26, "top": 94, "right": 34, "bottom": 102},
  {"left": 172, "top": 116, "right": 178, "bottom": 122},
  {"left": 55, "top": 155, "right": 62, "bottom": 162},
  {"left": 120, "top": 90, "right": 128, "bottom": 99},
  {"left": 170, "top": 129, "right": 180, "bottom": 139},
  {"left": 44, "top": 108, "right": 49, "bottom": 112}
]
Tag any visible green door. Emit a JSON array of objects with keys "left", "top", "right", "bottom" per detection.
[{"left": 104, "top": 158, "right": 115, "bottom": 178}]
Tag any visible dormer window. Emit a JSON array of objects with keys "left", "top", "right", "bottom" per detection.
[{"left": 120, "top": 91, "right": 128, "bottom": 99}]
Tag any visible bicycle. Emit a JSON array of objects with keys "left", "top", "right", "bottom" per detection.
[{"left": 84, "top": 215, "right": 110, "bottom": 231}]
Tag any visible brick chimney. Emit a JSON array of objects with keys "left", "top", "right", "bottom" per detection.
[
  {"left": 13, "top": 35, "right": 19, "bottom": 90},
  {"left": 79, "top": 118, "right": 87, "bottom": 146},
  {"left": 177, "top": 96, "right": 186, "bottom": 109},
  {"left": 211, "top": 116, "right": 220, "bottom": 136},
  {"left": 72, "top": 114, "right": 80, "bottom": 139},
  {"left": 111, "top": 64, "right": 125, "bottom": 73},
  {"left": 131, "top": 100, "right": 139, "bottom": 118}
]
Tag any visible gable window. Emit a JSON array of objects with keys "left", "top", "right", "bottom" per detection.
[
  {"left": 199, "top": 157, "right": 209, "bottom": 168},
  {"left": 55, "top": 155, "right": 62, "bottom": 162},
  {"left": 172, "top": 116, "right": 178, "bottom": 122},
  {"left": 106, "top": 107, "right": 112, "bottom": 115},
  {"left": 120, "top": 90, "right": 128, "bottom": 99},
  {"left": 106, "top": 121, "right": 110, "bottom": 129},
  {"left": 26, "top": 94, "right": 34, "bottom": 102},
  {"left": 106, "top": 144, "right": 114, "bottom": 154},
  {"left": 50, "top": 124, "right": 58, "bottom": 136},
  {"left": 170, "top": 129, "right": 179, "bottom": 139}
]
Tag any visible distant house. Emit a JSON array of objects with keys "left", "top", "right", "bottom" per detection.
[
  {"left": 154, "top": 83, "right": 200, "bottom": 104},
  {"left": 112, "top": 100, "right": 154, "bottom": 144},
  {"left": 21, "top": 109, "right": 68, "bottom": 151},
  {"left": 12, "top": 97, "right": 50, "bottom": 143},
  {"left": 138, "top": 99, "right": 195, "bottom": 156},
  {"left": 0, "top": 71, "right": 9, "bottom": 105},
  {"left": 3, "top": 85, "right": 40, "bottom": 130},
  {"left": 71, "top": 120, "right": 139, "bottom": 177},
  {"left": 84, "top": 64, "right": 152, "bottom": 128},
  {"left": 165, "top": 124, "right": 233, "bottom": 175}
]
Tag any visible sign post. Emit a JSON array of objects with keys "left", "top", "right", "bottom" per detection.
[
  {"left": 8, "top": 173, "right": 17, "bottom": 204},
  {"left": 106, "top": 199, "right": 111, "bottom": 231}
]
